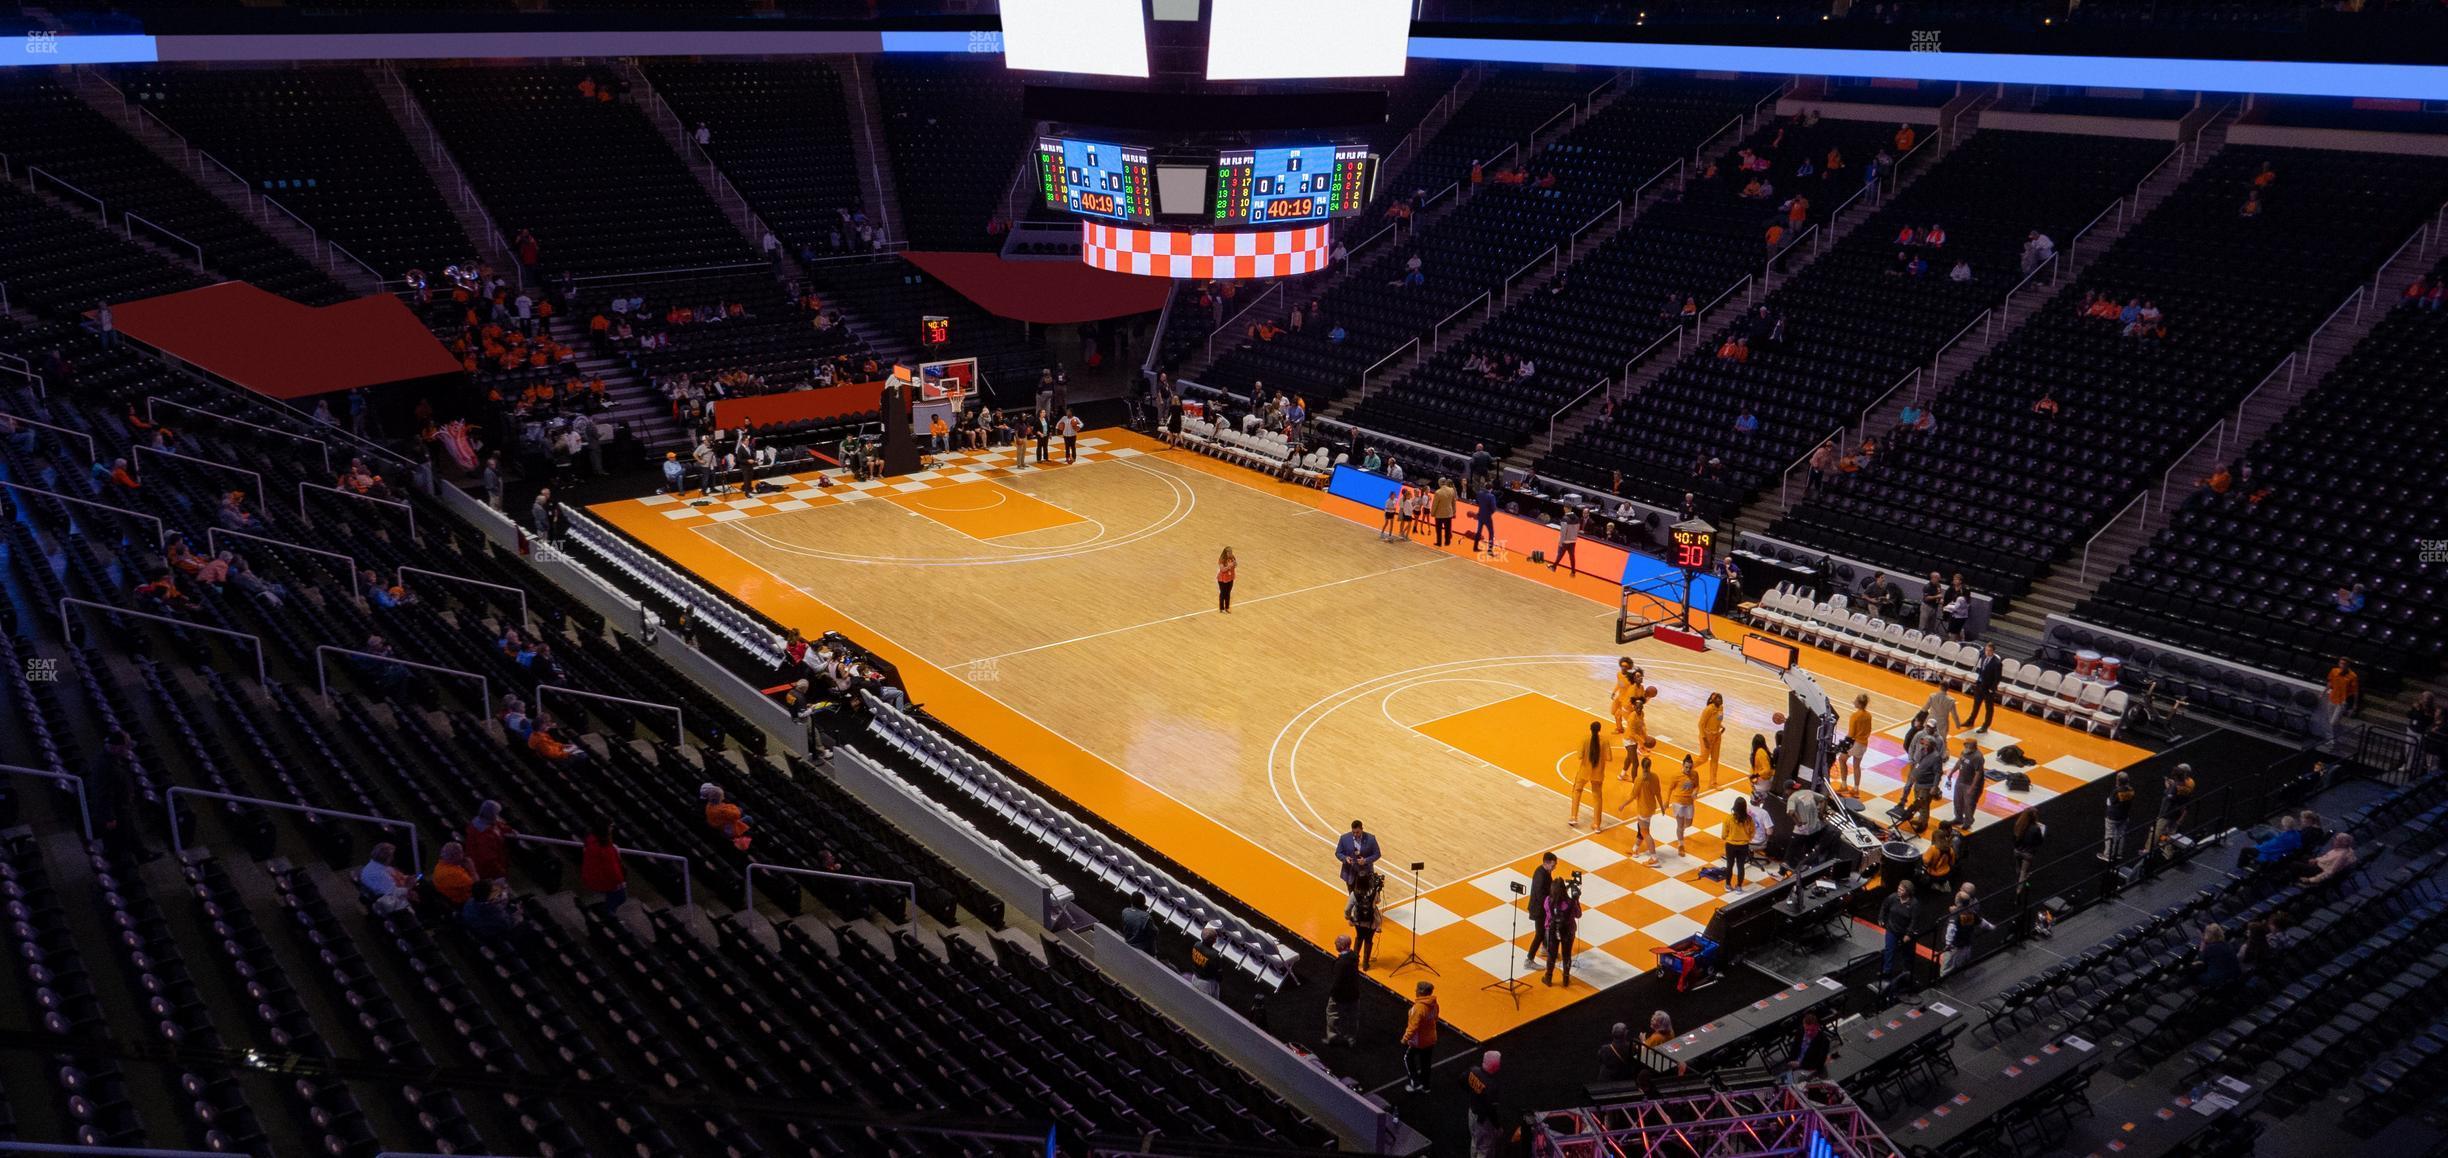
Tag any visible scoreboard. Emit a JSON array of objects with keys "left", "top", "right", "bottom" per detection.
[
  {"left": 1213, "top": 144, "right": 1374, "bottom": 225},
  {"left": 1036, "top": 136, "right": 1154, "bottom": 224}
]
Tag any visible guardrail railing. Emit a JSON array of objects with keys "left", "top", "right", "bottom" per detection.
[
  {"left": 30, "top": 165, "right": 106, "bottom": 219},
  {"left": 510, "top": 832, "right": 694, "bottom": 907},
  {"left": 167, "top": 786, "right": 420, "bottom": 869},
  {"left": 1205, "top": 281, "right": 1286, "bottom": 361},
  {"left": 298, "top": 481, "right": 417, "bottom": 538},
  {"left": 535, "top": 684, "right": 682, "bottom": 740},
  {"left": 1615, "top": 327, "right": 1682, "bottom": 401},
  {"left": 745, "top": 862, "right": 916, "bottom": 914},
  {"left": 63, "top": 597, "right": 265, "bottom": 685},
  {"left": 4, "top": 481, "right": 165, "bottom": 548},
  {"left": 2218, "top": 352, "right": 2295, "bottom": 460},
  {"left": 398, "top": 565, "right": 530, "bottom": 626},
  {"left": 1357, "top": 337, "right": 1420, "bottom": 399},
  {"left": 1, "top": 764, "right": 91, "bottom": 841},
  {"left": 1503, "top": 245, "right": 1559, "bottom": 305},
  {"left": 126, "top": 212, "right": 204, "bottom": 267},
  {"left": 1432, "top": 291, "right": 1490, "bottom": 351},
  {"left": 1777, "top": 427, "right": 1844, "bottom": 509},
  {"left": 316, "top": 645, "right": 489, "bottom": 715},
  {"left": 135, "top": 444, "right": 261, "bottom": 501},
  {"left": 0, "top": 410, "right": 94, "bottom": 460},
  {"left": 207, "top": 528, "right": 353, "bottom": 587},
  {"left": 2159, "top": 419, "right": 2225, "bottom": 507},
  {"left": 145, "top": 396, "right": 334, "bottom": 474},
  {"left": 2079, "top": 490, "right": 2150, "bottom": 583},
  {"left": 1551, "top": 375, "right": 1608, "bottom": 445}
]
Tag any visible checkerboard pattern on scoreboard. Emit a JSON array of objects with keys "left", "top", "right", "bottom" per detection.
[
  {"left": 626, "top": 438, "right": 1145, "bottom": 524},
  {"left": 1081, "top": 222, "right": 1331, "bottom": 279}
]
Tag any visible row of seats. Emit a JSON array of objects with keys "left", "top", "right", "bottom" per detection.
[
  {"left": 866, "top": 694, "right": 1302, "bottom": 989},
  {"left": 1169, "top": 417, "right": 1335, "bottom": 486},
  {"left": 1747, "top": 585, "right": 2130, "bottom": 734}
]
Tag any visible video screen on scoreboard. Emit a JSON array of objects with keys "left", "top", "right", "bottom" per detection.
[
  {"left": 1212, "top": 145, "right": 1375, "bottom": 225},
  {"left": 1036, "top": 136, "right": 1155, "bottom": 224}
]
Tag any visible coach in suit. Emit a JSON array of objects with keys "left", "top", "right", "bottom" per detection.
[
  {"left": 1969, "top": 643, "right": 2004, "bottom": 733},
  {"left": 1432, "top": 480, "right": 1458, "bottom": 547},
  {"left": 1335, "top": 821, "right": 1382, "bottom": 890}
]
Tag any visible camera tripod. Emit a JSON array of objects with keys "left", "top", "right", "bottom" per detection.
[
  {"left": 1387, "top": 862, "right": 1440, "bottom": 978},
  {"left": 1482, "top": 882, "right": 1534, "bottom": 1007}
]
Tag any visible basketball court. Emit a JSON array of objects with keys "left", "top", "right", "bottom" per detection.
[{"left": 591, "top": 427, "right": 2145, "bottom": 1037}]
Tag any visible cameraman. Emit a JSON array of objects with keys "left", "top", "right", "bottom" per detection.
[{"left": 1541, "top": 875, "right": 1583, "bottom": 987}]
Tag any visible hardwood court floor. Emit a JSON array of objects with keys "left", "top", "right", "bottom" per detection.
[{"left": 592, "top": 429, "right": 2145, "bottom": 1037}]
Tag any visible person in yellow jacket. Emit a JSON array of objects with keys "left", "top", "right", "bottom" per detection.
[
  {"left": 1610, "top": 657, "right": 1657, "bottom": 735},
  {"left": 1839, "top": 693, "right": 1874, "bottom": 796},
  {"left": 1698, "top": 692, "right": 1726, "bottom": 787},
  {"left": 1668, "top": 756, "right": 1701, "bottom": 857},
  {"left": 1747, "top": 734, "right": 1773, "bottom": 795},
  {"left": 1400, "top": 981, "right": 1439, "bottom": 1094},
  {"left": 1568, "top": 721, "right": 1613, "bottom": 829},
  {"left": 1626, "top": 753, "right": 1663, "bottom": 865},
  {"left": 1723, "top": 796, "right": 1756, "bottom": 894}
]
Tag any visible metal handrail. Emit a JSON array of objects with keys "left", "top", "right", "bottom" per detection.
[
  {"left": 1850, "top": 367, "right": 1922, "bottom": 450},
  {"left": 1423, "top": 179, "right": 1461, "bottom": 210},
  {"left": 0, "top": 411, "right": 96, "bottom": 460},
  {"left": 2221, "top": 353, "right": 2296, "bottom": 459},
  {"left": 1694, "top": 113, "right": 1742, "bottom": 166},
  {"left": 2065, "top": 200, "right": 2117, "bottom": 268},
  {"left": 0, "top": 764, "right": 92, "bottom": 841},
  {"left": 1528, "top": 104, "right": 1575, "bottom": 151},
  {"left": 535, "top": 684, "right": 682, "bottom": 740},
  {"left": 565, "top": 260, "right": 770, "bottom": 287},
  {"left": 2159, "top": 419, "right": 2226, "bottom": 507},
  {"left": 316, "top": 645, "right": 489, "bottom": 716},
  {"left": 166, "top": 785, "right": 420, "bottom": 871},
  {"left": 3, "top": 481, "right": 166, "bottom": 547},
  {"left": 327, "top": 240, "right": 383, "bottom": 284},
  {"left": 2303, "top": 285, "right": 2363, "bottom": 359},
  {"left": 298, "top": 481, "right": 417, "bottom": 538},
  {"left": 1570, "top": 200, "right": 1621, "bottom": 258},
  {"left": 1700, "top": 273, "right": 1755, "bottom": 320},
  {"left": 1482, "top": 142, "right": 1520, "bottom": 184},
  {"left": 1777, "top": 426, "right": 1844, "bottom": 509},
  {"left": 126, "top": 212, "right": 204, "bottom": 267},
  {"left": 260, "top": 193, "right": 315, "bottom": 247},
  {"left": 1345, "top": 219, "right": 1397, "bottom": 265},
  {"left": 206, "top": 528, "right": 353, "bottom": 585},
  {"left": 61, "top": 597, "right": 265, "bottom": 686},
  {"left": 2079, "top": 490, "right": 2151, "bottom": 583},
  {"left": 508, "top": 833, "right": 693, "bottom": 907},
  {"left": 134, "top": 444, "right": 262, "bottom": 501},
  {"left": 1930, "top": 308, "right": 1992, "bottom": 374},
  {"left": 1357, "top": 337, "right": 1420, "bottom": 399},
  {"left": 745, "top": 862, "right": 916, "bottom": 914},
  {"left": 1551, "top": 376, "right": 1608, "bottom": 444},
  {"left": 1206, "top": 282, "right": 1287, "bottom": 360},
  {"left": 1432, "top": 292, "right": 1489, "bottom": 351},
  {"left": 1767, "top": 222, "right": 1818, "bottom": 274},
  {"left": 1615, "top": 327, "right": 1681, "bottom": 399},
  {"left": 1633, "top": 157, "right": 1682, "bottom": 205},
  {"left": 146, "top": 396, "right": 334, "bottom": 475},
  {"left": 141, "top": 106, "right": 193, "bottom": 158},
  {"left": 29, "top": 165, "right": 106, "bottom": 219},
  {"left": 1999, "top": 252, "right": 2061, "bottom": 325},
  {"left": 1503, "top": 245, "right": 1558, "bottom": 304},
  {"left": 199, "top": 151, "right": 251, "bottom": 202},
  {"left": 399, "top": 565, "right": 530, "bottom": 625}
]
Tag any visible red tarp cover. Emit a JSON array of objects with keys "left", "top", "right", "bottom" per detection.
[
  {"left": 108, "top": 282, "right": 462, "bottom": 400},
  {"left": 899, "top": 251, "right": 1173, "bottom": 324}
]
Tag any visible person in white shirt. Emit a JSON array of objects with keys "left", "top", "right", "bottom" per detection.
[
  {"left": 693, "top": 122, "right": 711, "bottom": 147},
  {"left": 1056, "top": 410, "right": 1085, "bottom": 463},
  {"left": 358, "top": 842, "right": 416, "bottom": 912}
]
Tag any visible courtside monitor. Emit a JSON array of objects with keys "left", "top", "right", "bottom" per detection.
[{"left": 999, "top": 0, "right": 1151, "bottom": 78}]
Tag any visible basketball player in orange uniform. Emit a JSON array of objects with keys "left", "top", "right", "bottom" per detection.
[
  {"left": 1568, "top": 721, "right": 1612, "bottom": 829},
  {"left": 1698, "top": 692, "right": 1726, "bottom": 787},
  {"left": 1610, "top": 658, "right": 1657, "bottom": 735}
]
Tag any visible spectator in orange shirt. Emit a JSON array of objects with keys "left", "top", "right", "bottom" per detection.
[
  {"left": 1894, "top": 123, "right": 1917, "bottom": 152},
  {"left": 106, "top": 458, "right": 140, "bottom": 489},
  {"left": 430, "top": 842, "right": 477, "bottom": 905},
  {"left": 702, "top": 783, "right": 751, "bottom": 849}
]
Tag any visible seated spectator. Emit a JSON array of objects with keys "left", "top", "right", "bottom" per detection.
[
  {"left": 459, "top": 878, "right": 525, "bottom": 943},
  {"left": 357, "top": 842, "right": 417, "bottom": 913},
  {"left": 702, "top": 782, "right": 752, "bottom": 849},
  {"left": 2236, "top": 814, "right": 2301, "bottom": 870},
  {"left": 2297, "top": 833, "right": 2356, "bottom": 884},
  {"left": 1948, "top": 259, "right": 1972, "bottom": 282},
  {"left": 2193, "top": 924, "right": 2241, "bottom": 988},
  {"left": 526, "top": 713, "right": 587, "bottom": 764},
  {"left": 1924, "top": 223, "right": 1946, "bottom": 247},
  {"left": 134, "top": 570, "right": 198, "bottom": 614},
  {"left": 2241, "top": 190, "right": 2262, "bottom": 218},
  {"left": 430, "top": 842, "right": 477, "bottom": 906},
  {"left": 2333, "top": 584, "right": 2366, "bottom": 614},
  {"left": 498, "top": 695, "right": 534, "bottom": 740},
  {"left": 217, "top": 490, "right": 258, "bottom": 529},
  {"left": 1733, "top": 411, "right": 1759, "bottom": 436},
  {"left": 2031, "top": 393, "right": 2060, "bottom": 419}
]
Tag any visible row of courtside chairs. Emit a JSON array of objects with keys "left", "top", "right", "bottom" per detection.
[{"left": 1746, "top": 584, "right": 2130, "bottom": 736}]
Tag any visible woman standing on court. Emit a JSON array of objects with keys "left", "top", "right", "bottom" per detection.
[
  {"left": 1568, "top": 721, "right": 1612, "bottom": 829},
  {"left": 1217, "top": 547, "right": 1237, "bottom": 613},
  {"left": 1699, "top": 692, "right": 1726, "bottom": 787},
  {"left": 1723, "top": 797, "right": 1755, "bottom": 894},
  {"left": 1609, "top": 659, "right": 1655, "bottom": 735},
  {"left": 1669, "top": 756, "right": 1700, "bottom": 858},
  {"left": 1626, "top": 755, "right": 1663, "bottom": 865},
  {"left": 1839, "top": 693, "right": 1874, "bottom": 797},
  {"left": 1747, "top": 734, "right": 1773, "bottom": 793}
]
